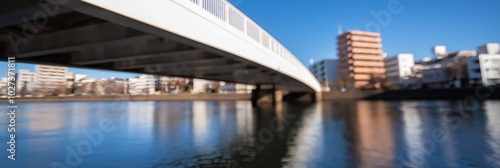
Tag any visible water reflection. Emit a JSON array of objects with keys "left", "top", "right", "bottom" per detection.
[
  {"left": 282, "top": 102, "right": 324, "bottom": 168},
  {"left": 192, "top": 101, "right": 209, "bottom": 148},
  {"left": 401, "top": 101, "right": 425, "bottom": 167},
  {"left": 485, "top": 101, "right": 500, "bottom": 167},
  {"left": 353, "top": 101, "right": 394, "bottom": 167},
  {"left": 0, "top": 100, "right": 499, "bottom": 167}
]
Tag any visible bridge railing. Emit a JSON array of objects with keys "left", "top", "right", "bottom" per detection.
[{"left": 185, "top": 0, "right": 308, "bottom": 75}]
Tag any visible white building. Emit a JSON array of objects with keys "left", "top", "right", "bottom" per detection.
[
  {"left": 218, "top": 82, "right": 254, "bottom": 93},
  {"left": 309, "top": 59, "right": 339, "bottom": 91},
  {"left": 74, "top": 74, "right": 88, "bottom": 82},
  {"left": 192, "top": 79, "right": 214, "bottom": 93},
  {"left": 127, "top": 74, "right": 156, "bottom": 95},
  {"left": 467, "top": 43, "right": 500, "bottom": 86},
  {"left": 0, "top": 77, "right": 8, "bottom": 96},
  {"left": 419, "top": 50, "right": 476, "bottom": 88},
  {"left": 16, "top": 69, "right": 36, "bottom": 94},
  {"left": 140, "top": 74, "right": 156, "bottom": 94},
  {"left": 34, "top": 65, "right": 68, "bottom": 90},
  {"left": 478, "top": 43, "right": 500, "bottom": 55},
  {"left": 466, "top": 57, "right": 482, "bottom": 86},
  {"left": 433, "top": 45, "right": 448, "bottom": 59},
  {"left": 384, "top": 53, "right": 415, "bottom": 81},
  {"left": 127, "top": 77, "right": 141, "bottom": 95}
]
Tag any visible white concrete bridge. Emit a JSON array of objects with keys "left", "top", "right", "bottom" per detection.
[{"left": 0, "top": 0, "right": 321, "bottom": 94}]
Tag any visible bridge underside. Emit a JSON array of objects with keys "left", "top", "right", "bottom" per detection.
[{"left": 0, "top": 0, "right": 315, "bottom": 92}]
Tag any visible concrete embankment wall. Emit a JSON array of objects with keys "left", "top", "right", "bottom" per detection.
[
  {"left": 364, "top": 88, "right": 500, "bottom": 100},
  {"left": 5, "top": 88, "right": 499, "bottom": 103},
  {"left": 2, "top": 94, "right": 251, "bottom": 102},
  {"left": 321, "top": 90, "right": 384, "bottom": 100}
]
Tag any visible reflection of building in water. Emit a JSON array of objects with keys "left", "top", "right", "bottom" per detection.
[
  {"left": 350, "top": 101, "right": 394, "bottom": 167},
  {"left": 28, "top": 103, "right": 66, "bottom": 133},
  {"left": 236, "top": 101, "right": 254, "bottom": 139},
  {"left": 485, "top": 101, "right": 500, "bottom": 167},
  {"left": 401, "top": 102, "right": 425, "bottom": 166},
  {"left": 192, "top": 101, "right": 248, "bottom": 154},
  {"left": 282, "top": 103, "right": 324, "bottom": 167},
  {"left": 434, "top": 101, "right": 459, "bottom": 167},
  {"left": 126, "top": 102, "right": 155, "bottom": 137},
  {"left": 192, "top": 101, "right": 209, "bottom": 147}
]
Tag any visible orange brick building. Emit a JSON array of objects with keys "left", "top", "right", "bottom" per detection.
[{"left": 337, "top": 30, "right": 386, "bottom": 89}]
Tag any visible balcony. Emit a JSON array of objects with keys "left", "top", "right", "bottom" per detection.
[{"left": 352, "top": 61, "right": 385, "bottom": 67}]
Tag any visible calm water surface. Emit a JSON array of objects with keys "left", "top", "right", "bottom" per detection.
[{"left": 1, "top": 100, "right": 500, "bottom": 168}]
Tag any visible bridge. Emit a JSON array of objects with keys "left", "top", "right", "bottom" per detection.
[{"left": 0, "top": 0, "right": 322, "bottom": 103}]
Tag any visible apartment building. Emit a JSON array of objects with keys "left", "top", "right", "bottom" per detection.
[
  {"left": 34, "top": 65, "right": 68, "bottom": 90},
  {"left": 467, "top": 43, "right": 500, "bottom": 86},
  {"left": 384, "top": 54, "right": 415, "bottom": 80},
  {"left": 309, "top": 59, "right": 339, "bottom": 91},
  {"left": 16, "top": 69, "right": 36, "bottom": 94},
  {"left": 337, "top": 30, "right": 385, "bottom": 89}
]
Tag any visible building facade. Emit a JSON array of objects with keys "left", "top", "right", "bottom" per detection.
[
  {"left": 337, "top": 30, "right": 385, "bottom": 89},
  {"left": 16, "top": 69, "right": 36, "bottom": 95},
  {"left": 466, "top": 57, "right": 483, "bottom": 86},
  {"left": 34, "top": 65, "right": 68, "bottom": 93},
  {"left": 127, "top": 74, "right": 156, "bottom": 95},
  {"left": 384, "top": 53, "right": 415, "bottom": 81},
  {"left": 419, "top": 50, "right": 477, "bottom": 88},
  {"left": 309, "top": 59, "right": 339, "bottom": 91},
  {"left": 192, "top": 79, "right": 215, "bottom": 93},
  {"left": 478, "top": 44, "right": 500, "bottom": 86}
]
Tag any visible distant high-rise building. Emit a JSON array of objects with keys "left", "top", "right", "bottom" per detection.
[
  {"left": 309, "top": 59, "right": 339, "bottom": 91},
  {"left": 34, "top": 65, "right": 68, "bottom": 91},
  {"left": 337, "top": 30, "right": 385, "bottom": 89}
]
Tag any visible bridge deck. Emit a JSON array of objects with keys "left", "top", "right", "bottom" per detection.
[{"left": 0, "top": 0, "right": 321, "bottom": 92}]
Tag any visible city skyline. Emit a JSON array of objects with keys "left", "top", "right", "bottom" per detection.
[
  {"left": 234, "top": 0, "right": 500, "bottom": 62},
  {"left": 1, "top": 1, "right": 500, "bottom": 167},
  {"left": 1, "top": 0, "right": 499, "bottom": 79}
]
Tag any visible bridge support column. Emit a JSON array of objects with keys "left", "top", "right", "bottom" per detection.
[
  {"left": 283, "top": 92, "right": 322, "bottom": 103},
  {"left": 251, "top": 84, "right": 282, "bottom": 106}
]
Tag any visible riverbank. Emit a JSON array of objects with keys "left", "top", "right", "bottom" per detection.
[
  {"left": 4, "top": 88, "right": 500, "bottom": 102},
  {"left": 1, "top": 93, "right": 251, "bottom": 102},
  {"left": 321, "top": 90, "right": 383, "bottom": 100},
  {"left": 364, "top": 88, "right": 500, "bottom": 100}
]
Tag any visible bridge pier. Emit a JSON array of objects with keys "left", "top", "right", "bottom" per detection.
[
  {"left": 251, "top": 84, "right": 283, "bottom": 106},
  {"left": 252, "top": 84, "right": 321, "bottom": 106}
]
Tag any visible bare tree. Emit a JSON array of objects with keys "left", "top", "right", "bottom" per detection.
[
  {"left": 52, "top": 84, "right": 67, "bottom": 96},
  {"left": 103, "top": 80, "right": 126, "bottom": 95}
]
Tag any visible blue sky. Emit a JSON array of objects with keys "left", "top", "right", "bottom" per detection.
[
  {"left": 1, "top": 0, "right": 499, "bottom": 78},
  {"left": 231, "top": 0, "right": 500, "bottom": 63}
]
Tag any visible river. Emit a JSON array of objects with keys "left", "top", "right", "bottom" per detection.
[{"left": 1, "top": 100, "right": 499, "bottom": 167}]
